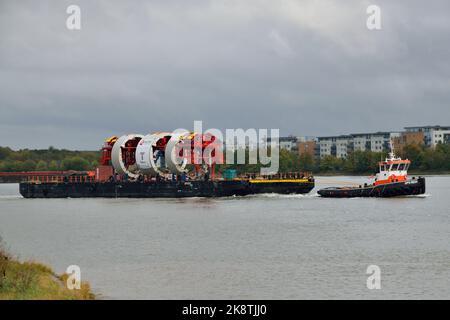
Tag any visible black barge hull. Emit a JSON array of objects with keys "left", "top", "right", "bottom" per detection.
[
  {"left": 19, "top": 179, "right": 315, "bottom": 198},
  {"left": 317, "top": 177, "right": 425, "bottom": 198}
]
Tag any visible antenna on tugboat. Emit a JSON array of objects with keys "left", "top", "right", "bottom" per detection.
[{"left": 388, "top": 138, "right": 396, "bottom": 161}]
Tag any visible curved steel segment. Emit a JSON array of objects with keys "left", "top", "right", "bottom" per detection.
[
  {"left": 165, "top": 130, "right": 190, "bottom": 174},
  {"left": 111, "top": 134, "right": 143, "bottom": 179},
  {"left": 136, "top": 132, "right": 171, "bottom": 175}
]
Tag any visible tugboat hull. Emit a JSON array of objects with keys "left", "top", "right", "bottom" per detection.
[
  {"left": 19, "top": 179, "right": 315, "bottom": 198},
  {"left": 317, "top": 177, "right": 425, "bottom": 198}
]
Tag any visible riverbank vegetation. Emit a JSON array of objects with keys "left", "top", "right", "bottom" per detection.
[
  {"left": 0, "top": 238, "right": 94, "bottom": 300},
  {"left": 1, "top": 144, "right": 450, "bottom": 175},
  {"left": 316, "top": 143, "right": 450, "bottom": 174},
  {"left": 0, "top": 146, "right": 99, "bottom": 172}
]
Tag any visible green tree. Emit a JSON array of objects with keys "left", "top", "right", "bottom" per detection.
[
  {"left": 0, "top": 147, "right": 12, "bottom": 160},
  {"left": 401, "top": 144, "right": 424, "bottom": 170},
  {"left": 35, "top": 160, "right": 48, "bottom": 171},
  {"left": 344, "top": 151, "right": 381, "bottom": 173},
  {"left": 298, "top": 153, "right": 314, "bottom": 172},
  {"left": 61, "top": 157, "right": 91, "bottom": 171},
  {"left": 90, "top": 160, "right": 99, "bottom": 168},
  {"left": 48, "top": 160, "right": 60, "bottom": 171},
  {"left": 279, "top": 149, "right": 299, "bottom": 172},
  {"left": 319, "top": 155, "right": 344, "bottom": 172},
  {"left": 22, "top": 160, "right": 36, "bottom": 171},
  {"left": 434, "top": 144, "right": 450, "bottom": 170},
  {"left": 0, "top": 160, "right": 9, "bottom": 171}
]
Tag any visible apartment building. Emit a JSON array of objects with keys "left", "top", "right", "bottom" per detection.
[
  {"left": 268, "top": 136, "right": 316, "bottom": 153},
  {"left": 404, "top": 125, "right": 450, "bottom": 147},
  {"left": 318, "top": 132, "right": 399, "bottom": 158},
  {"left": 297, "top": 140, "right": 317, "bottom": 158},
  {"left": 278, "top": 136, "right": 298, "bottom": 152},
  {"left": 392, "top": 131, "right": 425, "bottom": 153},
  {"left": 274, "top": 125, "right": 449, "bottom": 159}
]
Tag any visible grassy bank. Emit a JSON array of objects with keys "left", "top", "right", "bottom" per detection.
[{"left": 0, "top": 240, "right": 94, "bottom": 300}]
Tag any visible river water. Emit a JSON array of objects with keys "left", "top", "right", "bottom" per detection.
[{"left": 0, "top": 176, "right": 449, "bottom": 299}]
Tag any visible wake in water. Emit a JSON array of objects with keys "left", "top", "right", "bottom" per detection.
[
  {"left": 329, "top": 193, "right": 431, "bottom": 200},
  {"left": 404, "top": 193, "right": 431, "bottom": 198},
  {"left": 242, "top": 192, "right": 320, "bottom": 199},
  {"left": 0, "top": 195, "right": 22, "bottom": 200}
]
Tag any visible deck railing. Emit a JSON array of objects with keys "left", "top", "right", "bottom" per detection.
[{"left": 0, "top": 171, "right": 95, "bottom": 183}]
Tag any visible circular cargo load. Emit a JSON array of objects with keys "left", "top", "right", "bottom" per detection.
[
  {"left": 165, "top": 130, "right": 191, "bottom": 174},
  {"left": 111, "top": 134, "right": 144, "bottom": 179},
  {"left": 197, "top": 132, "right": 223, "bottom": 166},
  {"left": 135, "top": 132, "right": 172, "bottom": 175}
]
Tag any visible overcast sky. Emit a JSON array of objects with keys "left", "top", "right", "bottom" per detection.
[{"left": 1, "top": 0, "right": 449, "bottom": 150}]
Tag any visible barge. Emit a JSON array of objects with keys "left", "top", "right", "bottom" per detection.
[{"left": 19, "top": 177, "right": 315, "bottom": 198}]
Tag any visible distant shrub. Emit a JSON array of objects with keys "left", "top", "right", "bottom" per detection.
[
  {"left": 35, "top": 160, "right": 48, "bottom": 171},
  {"left": 61, "top": 156, "right": 91, "bottom": 171}
]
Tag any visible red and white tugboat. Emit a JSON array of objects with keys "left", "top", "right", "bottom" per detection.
[{"left": 317, "top": 143, "right": 426, "bottom": 198}]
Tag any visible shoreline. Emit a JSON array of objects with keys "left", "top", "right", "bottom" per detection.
[{"left": 0, "top": 240, "right": 95, "bottom": 300}]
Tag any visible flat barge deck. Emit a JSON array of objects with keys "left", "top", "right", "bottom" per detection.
[{"left": 19, "top": 177, "right": 315, "bottom": 198}]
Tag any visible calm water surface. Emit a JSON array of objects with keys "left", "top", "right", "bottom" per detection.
[{"left": 0, "top": 176, "right": 449, "bottom": 299}]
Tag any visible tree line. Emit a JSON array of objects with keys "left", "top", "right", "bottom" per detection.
[
  {"left": 1, "top": 143, "right": 449, "bottom": 174},
  {"left": 0, "top": 146, "right": 99, "bottom": 172}
]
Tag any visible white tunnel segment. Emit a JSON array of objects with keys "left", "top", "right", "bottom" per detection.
[
  {"left": 111, "top": 134, "right": 143, "bottom": 179},
  {"left": 136, "top": 132, "right": 171, "bottom": 175},
  {"left": 165, "top": 130, "right": 190, "bottom": 174}
]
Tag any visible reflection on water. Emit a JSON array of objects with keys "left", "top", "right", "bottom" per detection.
[{"left": 0, "top": 176, "right": 449, "bottom": 299}]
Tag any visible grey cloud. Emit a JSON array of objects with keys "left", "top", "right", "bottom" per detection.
[{"left": 0, "top": 0, "right": 449, "bottom": 149}]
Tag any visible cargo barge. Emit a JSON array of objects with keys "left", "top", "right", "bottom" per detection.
[
  {"left": 18, "top": 133, "right": 315, "bottom": 198},
  {"left": 19, "top": 177, "right": 315, "bottom": 198}
]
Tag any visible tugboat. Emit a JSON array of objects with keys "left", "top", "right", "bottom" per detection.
[{"left": 317, "top": 143, "right": 426, "bottom": 198}]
